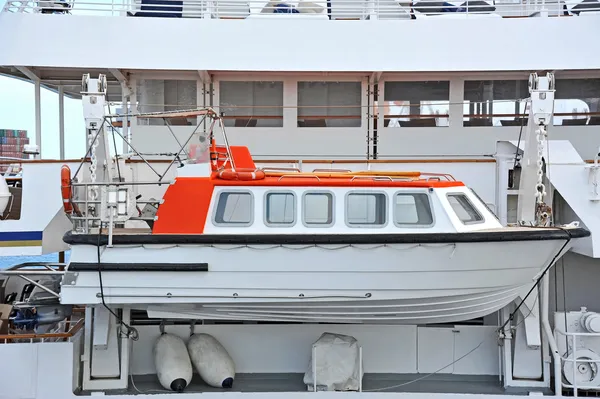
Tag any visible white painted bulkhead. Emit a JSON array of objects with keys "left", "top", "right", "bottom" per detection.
[
  {"left": 0, "top": 162, "right": 77, "bottom": 256},
  {"left": 0, "top": 322, "right": 507, "bottom": 399},
  {"left": 1, "top": 15, "right": 599, "bottom": 72}
]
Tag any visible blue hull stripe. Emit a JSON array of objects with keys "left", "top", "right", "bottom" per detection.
[{"left": 0, "top": 231, "right": 44, "bottom": 241}]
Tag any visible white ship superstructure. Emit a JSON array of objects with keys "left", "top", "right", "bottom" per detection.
[{"left": 0, "top": 3, "right": 599, "bottom": 399}]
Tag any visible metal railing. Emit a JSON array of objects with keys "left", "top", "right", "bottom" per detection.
[
  {"left": 69, "top": 180, "right": 165, "bottom": 234},
  {"left": 3, "top": 0, "right": 599, "bottom": 18},
  {"left": 554, "top": 328, "right": 600, "bottom": 396}
]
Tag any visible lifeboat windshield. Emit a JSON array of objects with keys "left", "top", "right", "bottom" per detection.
[{"left": 187, "top": 131, "right": 211, "bottom": 165}]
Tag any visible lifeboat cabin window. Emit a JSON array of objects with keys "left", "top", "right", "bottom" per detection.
[
  {"left": 302, "top": 192, "right": 334, "bottom": 227},
  {"left": 213, "top": 191, "right": 254, "bottom": 226},
  {"left": 447, "top": 194, "right": 484, "bottom": 225},
  {"left": 265, "top": 192, "right": 296, "bottom": 226},
  {"left": 393, "top": 193, "right": 434, "bottom": 226},
  {"left": 345, "top": 192, "right": 387, "bottom": 227}
]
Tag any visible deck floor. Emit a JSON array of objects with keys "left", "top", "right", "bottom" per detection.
[{"left": 125, "top": 373, "right": 535, "bottom": 395}]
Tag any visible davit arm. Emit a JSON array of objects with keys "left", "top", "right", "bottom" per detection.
[{"left": 516, "top": 72, "right": 555, "bottom": 227}]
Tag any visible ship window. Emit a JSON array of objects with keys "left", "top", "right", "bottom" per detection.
[
  {"left": 219, "top": 81, "right": 284, "bottom": 128},
  {"left": 447, "top": 194, "right": 484, "bottom": 224},
  {"left": 265, "top": 192, "right": 295, "bottom": 226},
  {"left": 297, "top": 82, "right": 362, "bottom": 128},
  {"left": 136, "top": 79, "right": 197, "bottom": 126},
  {"left": 463, "top": 80, "right": 528, "bottom": 127},
  {"left": 302, "top": 192, "right": 334, "bottom": 226},
  {"left": 383, "top": 81, "right": 449, "bottom": 127},
  {"left": 394, "top": 193, "right": 434, "bottom": 226},
  {"left": 213, "top": 192, "right": 253, "bottom": 225},
  {"left": 346, "top": 193, "right": 387, "bottom": 227},
  {"left": 553, "top": 78, "right": 600, "bottom": 126}
]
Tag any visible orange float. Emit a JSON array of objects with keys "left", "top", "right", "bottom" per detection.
[
  {"left": 60, "top": 165, "right": 73, "bottom": 214},
  {"left": 216, "top": 168, "right": 266, "bottom": 181}
]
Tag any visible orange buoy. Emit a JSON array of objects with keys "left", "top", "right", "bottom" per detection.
[
  {"left": 217, "top": 168, "right": 266, "bottom": 181},
  {"left": 60, "top": 165, "right": 73, "bottom": 214}
]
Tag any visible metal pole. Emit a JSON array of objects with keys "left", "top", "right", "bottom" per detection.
[
  {"left": 107, "top": 123, "right": 163, "bottom": 179},
  {"left": 59, "top": 85, "right": 65, "bottom": 160},
  {"left": 35, "top": 79, "right": 42, "bottom": 159},
  {"left": 541, "top": 273, "right": 563, "bottom": 395},
  {"left": 158, "top": 115, "right": 207, "bottom": 181},
  {"left": 16, "top": 275, "right": 60, "bottom": 298},
  {"left": 164, "top": 118, "right": 189, "bottom": 159},
  {"left": 122, "top": 91, "right": 129, "bottom": 155},
  {"left": 0, "top": 270, "right": 64, "bottom": 276},
  {"left": 217, "top": 117, "right": 236, "bottom": 170}
]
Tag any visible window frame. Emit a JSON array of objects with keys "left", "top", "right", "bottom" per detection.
[
  {"left": 446, "top": 192, "right": 485, "bottom": 225},
  {"left": 469, "top": 188, "right": 499, "bottom": 222},
  {"left": 218, "top": 81, "right": 284, "bottom": 128},
  {"left": 296, "top": 81, "right": 363, "bottom": 128},
  {"left": 263, "top": 190, "right": 297, "bottom": 227},
  {"left": 392, "top": 191, "right": 436, "bottom": 228},
  {"left": 301, "top": 190, "right": 335, "bottom": 228},
  {"left": 211, "top": 189, "right": 255, "bottom": 227},
  {"left": 344, "top": 190, "right": 389, "bottom": 228}
]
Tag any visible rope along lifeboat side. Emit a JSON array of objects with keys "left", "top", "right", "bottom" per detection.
[{"left": 216, "top": 168, "right": 266, "bottom": 181}]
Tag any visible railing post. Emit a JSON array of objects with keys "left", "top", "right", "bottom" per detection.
[{"left": 573, "top": 333, "right": 577, "bottom": 397}]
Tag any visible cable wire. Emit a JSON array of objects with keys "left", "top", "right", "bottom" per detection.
[
  {"left": 96, "top": 222, "right": 139, "bottom": 341},
  {"left": 497, "top": 227, "right": 572, "bottom": 333}
]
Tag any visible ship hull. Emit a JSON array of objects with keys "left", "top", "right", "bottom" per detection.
[{"left": 59, "top": 227, "right": 586, "bottom": 324}]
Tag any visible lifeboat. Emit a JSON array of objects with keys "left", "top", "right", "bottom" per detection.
[{"left": 59, "top": 108, "right": 590, "bottom": 325}]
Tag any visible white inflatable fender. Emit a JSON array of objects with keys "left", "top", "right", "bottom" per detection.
[
  {"left": 187, "top": 333, "right": 236, "bottom": 388},
  {"left": 154, "top": 333, "right": 193, "bottom": 392}
]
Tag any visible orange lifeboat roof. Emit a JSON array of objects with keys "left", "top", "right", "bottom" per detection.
[{"left": 210, "top": 145, "right": 464, "bottom": 188}]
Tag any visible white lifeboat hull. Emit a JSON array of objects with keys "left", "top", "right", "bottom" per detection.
[{"left": 60, "top": 228, "right": 585, "bottom": 324}]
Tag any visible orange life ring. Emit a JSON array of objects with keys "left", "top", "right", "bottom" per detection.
[
  {"left": 60, "top": 165, "right": 73, "bottom": 214},
  {"left": 217, "top": 168, "right": 266, "bottom": 181}
]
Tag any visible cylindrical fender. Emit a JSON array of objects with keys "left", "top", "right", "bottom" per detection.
[
  {"left": 154, "top": 333, "right": 193, "bottom": 392},
  {"left": 187, "top": 333, "right": 235, "bottom": 389}
]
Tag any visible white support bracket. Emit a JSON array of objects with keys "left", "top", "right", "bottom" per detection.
[
  {"left": 82, "top": 306, "right": 132, "bottom": 391},
  {"left": 15, "top": 66, "right": 40, "bottom": 82},
  {"left": 92, "top": 306, "right": 110, "bottom": 349},
  {"left": 198, "top": 70, "right": 212, "bottom": 84},
  {"left": 109, "top": 68, "right": 133, "bottom": 97},
  {"left": 516, "top": 291, "right": 542, "bottom": 349}
]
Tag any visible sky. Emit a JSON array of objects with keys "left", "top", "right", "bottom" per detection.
[{"left": 0, "top": 75, "right": 86, "bottom": 159}]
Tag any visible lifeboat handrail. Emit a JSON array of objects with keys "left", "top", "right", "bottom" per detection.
[
  {"left": 70, "top": 180, "right": 174, "bottom": 187},
  {"left": 419, "top": 172, "right": 456, "bottom": 181},
  {"left": 0, "top": 318, "right": 84, "bottom": 343},
  {"left": 351, "top": 175, "right": 394, "bottom": 182},
  {"left": 312, "top": 168, "right": 353, "bottom": 173},
  {"left": 260, "top": 167, "right": 302, "bottom": 173},
  {"left": 278, "top": 174, "right": 322, "bottom": 182}
]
